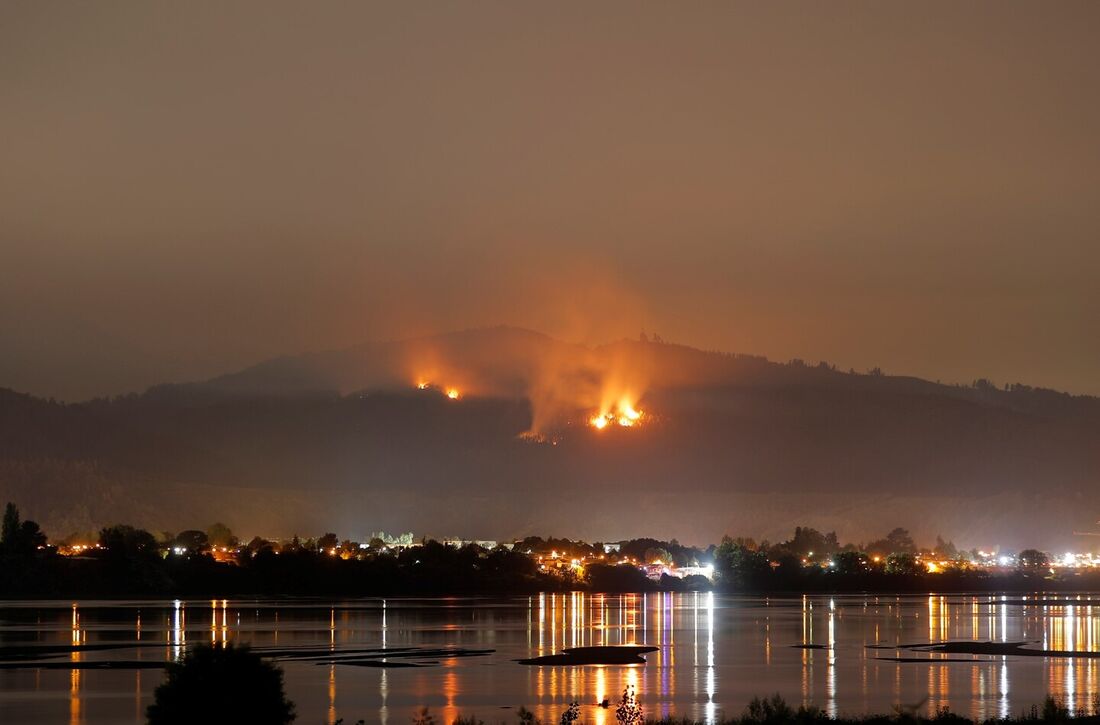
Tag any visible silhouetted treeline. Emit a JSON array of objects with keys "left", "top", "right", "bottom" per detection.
[
  {"left": 708, "top": 534, "right": 1100, "bottom": 595},
  {"left": 5, "top": 544, "right": 1099, "bottom": 598},
  {"left": 1, "top": 541, "right": 563, "bottom": 600},
  {"left": 3, "top": 505, "right": 1100, "bottom": 598}
]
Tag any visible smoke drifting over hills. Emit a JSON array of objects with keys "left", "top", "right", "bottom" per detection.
[
  {"left": 1, "top": 327, "right": 1097, "bottom": 551},
  {"left": 4, "top": 3, "right": 1100, "bottom": 402},
  {"left": 3, "top": 3, "right": 1100, "bottom": 552},
  {"left": 195, "top": 327, "right": 656, "bottom": 437}
]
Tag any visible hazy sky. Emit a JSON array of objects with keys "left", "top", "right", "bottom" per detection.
[{"left": 3, "top": 2, "right": 1099, "bottom": 401}]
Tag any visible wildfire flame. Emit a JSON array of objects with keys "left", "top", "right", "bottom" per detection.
[
  {"left": 414, "top": 381, "right": 461, "bottom": 400},
  {"left": 617, "top": 401, "right": 642, "bottom": 426},
  {"left": 589, "top": 399, "right": 645, "bottom": 430}
]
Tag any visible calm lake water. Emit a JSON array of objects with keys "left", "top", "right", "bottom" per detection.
[{"left": 1, "top": 593, "right": 1099, "bottom": 724}]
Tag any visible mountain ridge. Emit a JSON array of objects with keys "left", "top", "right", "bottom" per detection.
[
  {"left": 137, "top": 325, "right": 1096, "bottom": 416},
  {"left": 1, "top": 326, "right": 1097, "bottom": 549}
]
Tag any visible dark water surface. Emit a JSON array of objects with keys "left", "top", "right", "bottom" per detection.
[{"left": 1, "top": 593, "right": 1099, "bottom": 724}]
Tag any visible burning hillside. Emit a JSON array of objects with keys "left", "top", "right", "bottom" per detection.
[
  {"left": 414, "top": 380, "right": 463, "bottom": 400},
  {"left": 7, "top": 327, "right": 1100, "bottom": 549},
  {"left": 588, "top": 400, "right": 645, "bottom": 430},
  {"left": 405, "top": 335, "right": 656, "bottom": 441}
]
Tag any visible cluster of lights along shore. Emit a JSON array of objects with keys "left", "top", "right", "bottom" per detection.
[
  {"left": 51, "top": 539, "right": 1100, "bottom": 580},
  {"left": 413, "top": 380, "right": 647, "bottom": 430}
]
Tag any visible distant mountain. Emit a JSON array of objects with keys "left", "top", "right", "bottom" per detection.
[{"left": 1, "top": 327, "right": 1098, "bottom": 549}]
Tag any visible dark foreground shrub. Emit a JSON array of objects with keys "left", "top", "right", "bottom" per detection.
[
  {"left": 147, "top": 644, "right": 295, "bottom": 724},
  {"left": 744, "top": 694, "right": 827, "bottom": 724}
]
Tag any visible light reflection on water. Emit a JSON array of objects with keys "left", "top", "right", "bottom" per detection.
[{"left": 0, "top": 593, "right": 1099, "bottom": 724}]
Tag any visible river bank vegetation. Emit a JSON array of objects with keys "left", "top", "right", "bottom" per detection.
[{"left": 3, "top": 502, "right": 1098, "bottom": 597}]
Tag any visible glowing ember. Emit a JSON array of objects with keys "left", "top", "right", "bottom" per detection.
[
  {"left": 416, "top": 381, "right": 430, "bottom": 390},
  {"left": 518, "top": 431, "right": 558, "bottom": 445},
  {"left": 446, "top": 388, "right": 460, "bottom": 400}
]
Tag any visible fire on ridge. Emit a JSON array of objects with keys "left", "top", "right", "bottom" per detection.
[
  {"left": 588, "top": 399, "right": 645, "bottom": 430},
  {"left": 414, "top": 380, "right": 461, "bottom": 400},
  {"left": 412, "top": 359, "right": 652, "bottom": 438}
]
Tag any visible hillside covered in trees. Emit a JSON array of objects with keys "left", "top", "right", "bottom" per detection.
[{"left": 1, "top": 328, "right": 1097, "bottom": 549}]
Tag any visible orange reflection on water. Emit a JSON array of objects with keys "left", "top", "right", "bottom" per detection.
[
  {"left": 524, "top": 592, "right": 707, "bottom": 723},
  {"left": 44, "top": 592, "right": 1100, "bottom": 724},
  {"left": 801, "top": 595, "right": 813, "bottom": 706},
  {"left": 70, "top": 603, "right": 82, "bottom": 725},
  {"left": 927, "top": 595, "right": 950, "bottom": 643},
  {"left": 327, "top": 664, "right": 337, "bottom": 725},
  {"left": 134, "top": 670, "right": 142, "bottom": 723},
  {"left": 1043, "top": 600, "right": 1100, "bottom": 715},
  {"left": 207, "top": 599, "right": 229, "bottom": 647},
  {"left": 442, "top": 664, "right": 459, "bottom": 725}
]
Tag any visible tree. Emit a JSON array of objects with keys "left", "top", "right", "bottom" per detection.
[
  {"left": 784, "top": 527, "right": 839, "bottom": 559},
  {"left": 245, "top": 536, "right": 273, "bottom": 554},
  {"left": 584, "top": 563, "right": 652, "bottom": 592},
  {"left": 1, "top": 502, "right": 19, "bottom": 545},
  {"left": 643, "top": 547, "right": 672, "bottom": 565},
  {"left": 16, "top": 520, "right": 47, "bottom": 551},
  {"left": 338, "top": 539, "right": 359, "bottom": 557},
  {"left": 0, "top": 503, "right": 47, "bottom": 556},
  {"left": 832, "top": 551, "right": 868, "bottom": 575},
  {"left": 97, "top": 524, "right": 166, "bottom": 592},
  {"left": 885, "top": 553, "right": 920, "bottom": 575},
  {"left": 99, "top": 525, "right": 159, "bottom": 560},
  {"left": 1017, "top": 549, "right": 1050, "bottom": 571},
  {"left": 714, "top": 536, "right": 771, "bottom": 587},
  {"left": 147, "top": 644, "right": 295, "bottom": 725},
  {"left": 317, "top": 533, "right": 339, "bottom": 552},
  {"left": 867, "top": 528, "right": 916, "bottom": 556},
  {"left": 934, "top": 535, "right": 958, "bottom": 558},
  {"left": 205, "top": 523, "right": 238, "bottom": 549},
  {"left": 886, "top": 528, "right": 915, "bottom": 553},
  {"left": 172, "top": 530, "right": 210, "bottom": 555}
]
